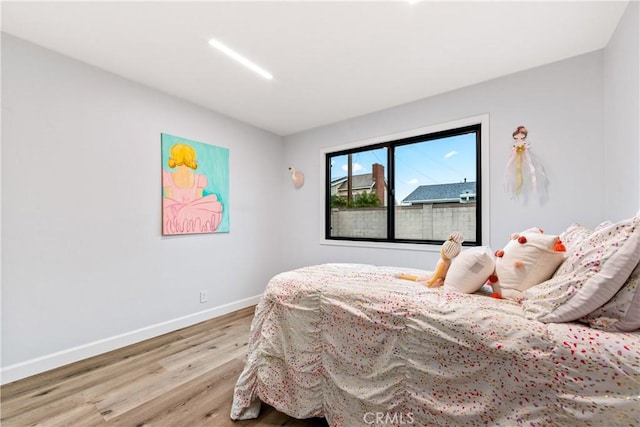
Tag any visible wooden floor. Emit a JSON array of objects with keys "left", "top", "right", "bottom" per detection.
[{"left": 1, "top": 306, "right": 329, "bottom": 427}]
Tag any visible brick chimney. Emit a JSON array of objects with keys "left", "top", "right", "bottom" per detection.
[{"left": 372, "top": 163, "right": 385, "bottom": 206}]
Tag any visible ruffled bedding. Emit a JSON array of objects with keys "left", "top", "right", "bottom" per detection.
[{"left": 231, "top": 263, "right": 640, "bottom": 426}]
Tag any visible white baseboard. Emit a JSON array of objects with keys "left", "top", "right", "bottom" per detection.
[{"left": 0, "top": 294, "right": 262, "bottom": 385}]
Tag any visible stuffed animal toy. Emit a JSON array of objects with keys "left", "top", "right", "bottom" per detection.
[
  {"left": 488, "top": 227, "right": 566, "bottom": 299},
  {"left": 426, "top": 232, "right": 464, "bottom": 287}
]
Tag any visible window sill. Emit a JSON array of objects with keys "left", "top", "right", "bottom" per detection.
[{"left": 320, "top": 239, "right": 442, "bottom": 252}]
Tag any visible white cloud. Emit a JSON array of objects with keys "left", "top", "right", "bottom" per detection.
[
  {"left": 408, "top": 178, "right": 419, "bottom": 185},
  {"left": 341, "top": 163, "right": 363, "bottom": 172},
  {"left": 444, "top": 150, "right": 458, "bottom": 159}
]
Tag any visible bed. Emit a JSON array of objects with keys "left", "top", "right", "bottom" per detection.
[{"left": 231, "top": 218, "right": 640, "bottom": 426}]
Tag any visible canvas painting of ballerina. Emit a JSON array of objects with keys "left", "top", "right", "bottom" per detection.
[{"left": 161, "top": 133, "right": 229, "bottom": 235}]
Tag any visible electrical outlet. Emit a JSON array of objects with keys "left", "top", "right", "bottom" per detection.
[{"left": 199, "top": 290, "right": 208, "bottom": 303}]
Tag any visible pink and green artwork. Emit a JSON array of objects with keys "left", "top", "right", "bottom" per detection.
[{"left": 161, "top": 133, "right": 229, "bottom": 235}]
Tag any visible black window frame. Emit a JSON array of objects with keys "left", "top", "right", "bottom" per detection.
[{"left": 325, "top": 123, "right": 482, "bottom": 246}]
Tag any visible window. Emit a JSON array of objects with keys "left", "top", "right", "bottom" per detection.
[{"left": 325, "top": 123, "right": 482, "bottom": 246}]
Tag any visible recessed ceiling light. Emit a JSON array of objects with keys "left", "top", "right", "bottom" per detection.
[{"left": 208, "top": 38, "right": 273, "bottom": 80}]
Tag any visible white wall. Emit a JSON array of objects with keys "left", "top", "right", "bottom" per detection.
[
  {"left": 1, "top": 34, "right": 284, "bottom": 382},
  {"left": 282, "top": 50, "right": 607, "bottom": 272},
  {"left": 604, "top": 1, "right": 640, "bottom": 218},
  {"left": 281, "top": 2, "right": 639, "bottom": 276}
]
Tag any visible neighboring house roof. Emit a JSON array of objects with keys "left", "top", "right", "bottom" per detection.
[
  {"left": 402, "top": 181, "right": 476, "bottom": 204},
  {"left": 331, "top": 176, "right": 347, "bottom": 186},
  {"left": 332, "top": 173, "right": 376, "bottom": 191}
]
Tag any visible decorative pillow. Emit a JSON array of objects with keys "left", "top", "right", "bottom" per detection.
[
  {"left": 443, "top": 246, "right": 495, "bottom": 294},
  {"left": 495, "top": 230, "right": 566, "bottom": 300},
  {"left": 558, "top": 223, "right": 592, "bottom": 257},
  {"left": 595, "top": 220, "right": 614, "bottom": 231},
  {"left": 523, "top": 215, "right": 640, "bottom": 323},
  {"left": 553, "top": 223, "right": 592, "bottom": 277},
  {"left": 582, "top": 261, "right": 640, "bottom": 332}
]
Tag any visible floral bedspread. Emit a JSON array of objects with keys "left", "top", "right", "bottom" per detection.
[{"left": 231, "top": 264, "right": 639, "bottom": 426}]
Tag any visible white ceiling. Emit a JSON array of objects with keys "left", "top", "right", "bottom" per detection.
[{"left": 1, "top": 1, "right": 629, "bottom": 136}]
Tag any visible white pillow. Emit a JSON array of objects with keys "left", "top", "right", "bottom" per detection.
[
  {"left": 582, "top": 261, "right": 640, "bottom": 332},
  {"left": 523, "top": 215, "right": 640, "bottom": 323},
  {"left": 495, "top": 231, "right": 566, "bottom": 300},
  {"left": 444, "top": 246, "right": 495, "bottom": 294}
]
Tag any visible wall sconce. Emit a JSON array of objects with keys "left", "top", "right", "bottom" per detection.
[{"left": 289, "top": 167, "right": 304, "bottom": 188}]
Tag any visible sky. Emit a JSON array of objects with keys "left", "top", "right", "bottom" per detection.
[{"left": 330, "top": 133, "right": 477, "bottom": 204}]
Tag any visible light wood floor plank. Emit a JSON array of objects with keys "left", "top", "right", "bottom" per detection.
[
  {"left": 1, "top": 305, "right": 328, "bottom": 427},
  {"left": 1, "top": 332, "right": 183, "bottom": 401},
  {"left": 119, "top": 358, "right": 246, "bottom": 427},
  {"left": 2, "top": 308, "right": 251, "bottom": 418},
  {"left": 31, "top": 402, "right": 107, "bottom": 427},
  {"left": 93, "top": 319, "right": 251, "bottom": 420}
]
